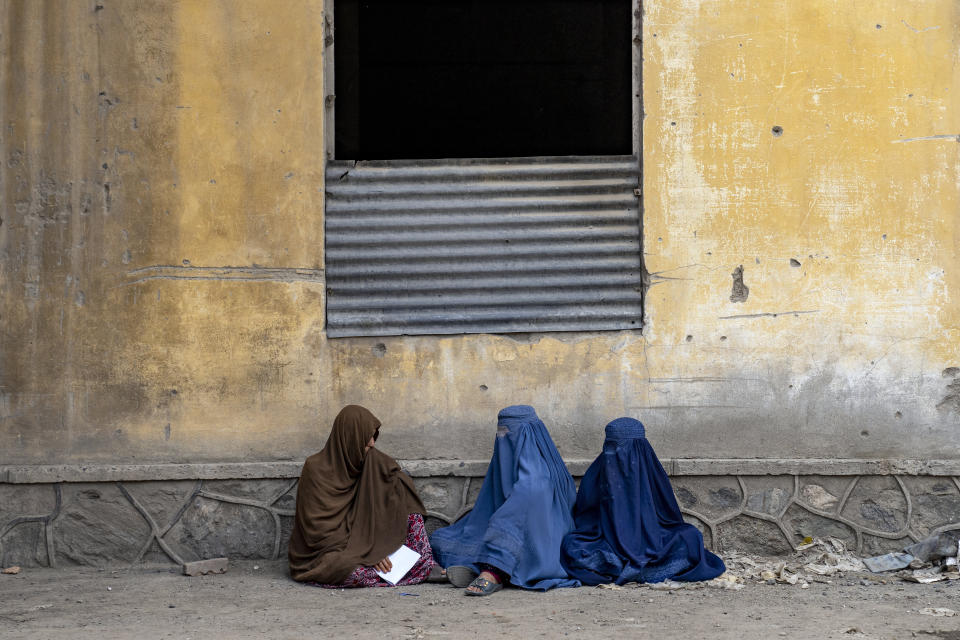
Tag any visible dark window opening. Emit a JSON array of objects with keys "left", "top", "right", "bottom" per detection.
[{"left": 334, "top": 0, "right": 633, "bottom": 160}]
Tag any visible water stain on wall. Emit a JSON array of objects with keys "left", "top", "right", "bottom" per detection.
[{"left": 936, "top": 368, "right": 960, "bottom": 414}]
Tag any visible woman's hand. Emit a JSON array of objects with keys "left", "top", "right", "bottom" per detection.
[{"left": 373, "top": 557, "right": 393, "bottom": 573}]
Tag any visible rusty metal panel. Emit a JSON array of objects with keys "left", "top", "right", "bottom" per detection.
[{"left": 324, "top": 155, "right": 642, "bottom": 337}]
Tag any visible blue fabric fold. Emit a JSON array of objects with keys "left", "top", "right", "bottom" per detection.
[
  {"left": 429, "top": 405, "right": 580, "bottom": 590},
  {"left": 561, "top": 417, "right": 725, "bottom": 585}
]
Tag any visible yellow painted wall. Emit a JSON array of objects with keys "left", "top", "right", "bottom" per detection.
[{"left": 2, "top": 1, "right": 958, "bottom": 465}]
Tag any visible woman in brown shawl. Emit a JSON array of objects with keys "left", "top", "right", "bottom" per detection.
[{"left": 289, "top": 405, "right": 443, "bottom": 587}]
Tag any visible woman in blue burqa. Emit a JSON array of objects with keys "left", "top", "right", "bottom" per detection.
[
  {"left": 561, "top": 417, "right": 725, "bottom": 585},
  {"left": 430, "top": 405, "right": 580, "bottom": 595}
]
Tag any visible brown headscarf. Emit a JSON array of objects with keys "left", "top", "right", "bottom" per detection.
[{"left": 288, "top": 405, "right": 426, "bottom": 583}]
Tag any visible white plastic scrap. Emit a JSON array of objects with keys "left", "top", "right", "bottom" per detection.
[
  {"left": 648, "top": 579, "right": 684, "bottom": 591},
  {"left": 903, "top": 566, "right": 946, "bottom": 584},
  {"left": 794, "top": 538, "right": 865, "bottom": 575},
  {"left": 708, "top": 573, "right": 745, "bottom": 591}
]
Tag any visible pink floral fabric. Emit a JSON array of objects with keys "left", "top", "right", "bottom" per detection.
[{"left": 313, "top": 513, "right": 435, "bottom": 588}]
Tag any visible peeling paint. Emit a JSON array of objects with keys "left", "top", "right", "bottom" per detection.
[{"left": 1, "top": 0, "right": 959, "bottom": 467}]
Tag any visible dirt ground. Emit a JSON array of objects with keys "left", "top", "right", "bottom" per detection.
[{"left": 1, "top": 560, "right": 959, "bottom": 640}]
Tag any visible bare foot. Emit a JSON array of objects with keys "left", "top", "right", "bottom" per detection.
[{"left": 466, "top": 570, "right": 500, "bottom": 593}]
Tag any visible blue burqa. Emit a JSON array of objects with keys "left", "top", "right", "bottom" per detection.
[
  {"left": 561, "top": 417, "right": 725, "bottom": 585},
  {"left": 429, "top": 405, "right": 580, "bottom": 590}
]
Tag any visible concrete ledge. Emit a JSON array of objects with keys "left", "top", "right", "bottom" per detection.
[
  {"left": 0, "top": 462, "right": 306, "bottom": 484},
  {"left": 3, "top": 458, "right": 960, "bottom": 483},
  {"left": 667, "top": 458, "right": 960, "bottom": 477}
]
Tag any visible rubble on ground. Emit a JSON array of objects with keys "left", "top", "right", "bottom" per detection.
[
  {"left": 865, "top": 530, "right": 960, "bottom": 584},
  {"left": 597, "top": 532, "right": 960, "bottom": 591},
  {"left": 719, "top": 532, "right": 960, "bottom": 587},
  {"left": 717, "top": 537, "right": 865, "bottom": 589}
]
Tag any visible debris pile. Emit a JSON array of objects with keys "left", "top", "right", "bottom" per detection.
[
  {"left": 720, "top": 537, "right": 865, "bottom": 589},
  {"left": 592, "top": 538, "right": 865, "bottom": 592},
  {"left": 864, "top": 530, "right": 960, "bottom": 583},
  {"left": 610, "top": 534, "right": 960, "bottom": 591},
  {"left": 715, "top": 530, "right": 960, "bottom": 588}
]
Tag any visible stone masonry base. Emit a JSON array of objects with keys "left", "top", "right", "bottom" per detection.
[{"left": 2, "top": 460, "right": 960, "bottom": 567}]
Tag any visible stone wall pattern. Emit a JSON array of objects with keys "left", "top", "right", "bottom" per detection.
[{"left": 4, "top": 474, "right": 960, "bottom": 568}]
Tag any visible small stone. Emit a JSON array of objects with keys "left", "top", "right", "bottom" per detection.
[{"left": 107, "top": 587, "right": 112, "bottom": 591}]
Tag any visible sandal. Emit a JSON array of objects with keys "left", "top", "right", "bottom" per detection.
[
  {"left": 445, "top": 565, "right": 478, "bottom": 588},
  {"left": 426, "top": 564, "right": 448, "bottom": 584},
  {"left": 464, "top": 574, "right": 503, "bottom": 596}
]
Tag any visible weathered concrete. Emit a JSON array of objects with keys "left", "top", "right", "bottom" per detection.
[
  {"left": 51, "top": 484, "right": 152, "bottom": 566},
  {"left": 3, "top": 471, "right": 960, "bottom": 567},
  {"left": 2, "top": 1, "right": 959, "bottom": 470},
  {"left": 5, "top": 459, "right": 960, "bottom": 565},
  {"left": 6, "top": 458, "right": 960, "bottom": 485},
  {"left": 0, "top": 463, "right": 305, "bottom": 484}
]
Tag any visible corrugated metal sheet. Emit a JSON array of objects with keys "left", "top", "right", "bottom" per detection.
[{"left": 324, "top": 155, "right": 643, "bottom": 337}]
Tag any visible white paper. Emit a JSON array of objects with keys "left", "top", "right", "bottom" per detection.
[{"left": 375, "top": 544, "right": 421, "bottom": 585}]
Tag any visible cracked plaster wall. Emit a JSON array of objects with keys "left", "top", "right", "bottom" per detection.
[{"left": 2, "top": 1, "right": 959, "bottom": 467}]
